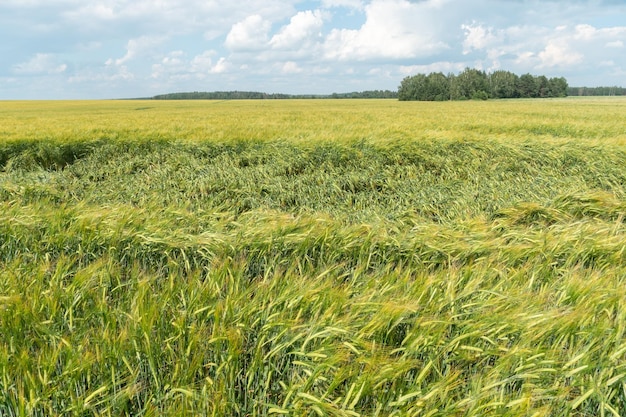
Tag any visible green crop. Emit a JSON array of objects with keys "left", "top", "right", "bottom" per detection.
[{"left": 1, "top": 98, "right": 625, "bottom": 416}]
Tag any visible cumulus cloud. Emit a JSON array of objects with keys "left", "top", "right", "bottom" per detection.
[
  {"left": 211, "top": 57, "right": 229, "bottom": 74},
  {"left": 399, "top": 61, "right": 466, "bottom": 76},
  {"left": 537, "top": 40, "right": 584, "bottom": 68},
  {"left": 107, "top": 35, "right": 167, "bottom": 66},
  {"left": 573, "top": 23, "right": 626, "bottom": 42},
  {"left": 13, "top": 53, "right": 67, "bottom": 74},
  {"left": 462, "top": 23, "right": 497, "bottom": 54},
  {"left": 531, "top": 23, "right": 625, "bottom": 70},
  {"left": 58, "top": 0, "right": 299, "bottom": 39},
  {"left": 270, "top": 10, "right": 325, "bottom": 50},
  {"left": 323, "top": 0, "right": 450, "bottom": 61},
  {"left": 320, "top": 0, "right": 364, "bottom": 9},
  {"left": 70, "top": 62, "right": 134, "bottom": 84},
  {"left": 225, "top": 15, "right": 272, "bottom": 51},
  {"left": 189, "top": 51, "right": 213, "bottom": 73},
  {"left": 64, "top": 3, "right": 117, "bottom": 21},
  {"left": 151, "top": 50, "right": 230, "bottom": 80},
  {"left": 458, "top": 22, "right": 613, "bottom": 72},
  {"left": 3, "top": 0, "right": 626, "bottom": 98},
  {"left": 150, "top": 51, "right": 186, "bottom": 79},
  {"left": 281, "top": 61, "right": 303, "bottom": 74}
]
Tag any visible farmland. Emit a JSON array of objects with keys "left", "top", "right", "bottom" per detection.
[{"left": 1, "top": 98, "right": 626, "bottom": 416}]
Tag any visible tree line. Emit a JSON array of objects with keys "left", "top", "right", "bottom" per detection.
[
  {"left": 398, "top": 69, "right": 568, "bottom": 101},
  {"left": 567, "top": 86, "right": 625, "bottom": 96},
  {"left": 146, "top": 82, "right": 623, "bottom": 101},
  {"left": 152, "top": 90, "right": 398, "bottom": 100}
]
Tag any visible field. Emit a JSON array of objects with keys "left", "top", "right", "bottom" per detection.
[{"left": 1, "top": 98, "right": 626, "bottom": 416}]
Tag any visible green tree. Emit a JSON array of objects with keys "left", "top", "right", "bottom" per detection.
[
  {"left": 448, "top": 73, "right": 462, "bottom": 100},
  {"left": 454, "top": 68, "right": 489, "bottom": 100},
  {"left": 398, "top": 74, "right": 427, "bottom": 101},
  {"left": 517, "top": 74, "right": 538, "bottom": 98},
  {"left": 398, "top": 73, "right": 450, "bottom": 101},
  {"left": 536, "top": 75, "right": 549, "bottom": 98},
  {"left": 426, "top": 72, "right": 450, "bottom": 101},
  {"left": 399, "top": 69, "right": 569, "bottom": 101},
  {"left": 489, "top": 70, "right": 519, "bottom": 98},
  {"left": 548, "top": 77, "right": 568, "bottom": 97}
]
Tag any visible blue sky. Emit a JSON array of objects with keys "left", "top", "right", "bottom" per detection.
[{"left": 1, "top": 0, "right": 626, "bottom": 99}]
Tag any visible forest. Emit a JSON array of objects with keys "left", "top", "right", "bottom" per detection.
[
  {"left": 398, "top": 68, "right": 569, "bottom": 101},
  {"left": 568, "top": 86, "right": 626, "bottom": 96}
]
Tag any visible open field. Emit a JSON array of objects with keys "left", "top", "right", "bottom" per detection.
[{"left": 1, "top": 98, "right": 626, "bottom": 416}]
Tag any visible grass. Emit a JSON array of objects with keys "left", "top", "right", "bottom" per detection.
[{"left": 1, "top": 98, "right": 626, "bottom": 416}]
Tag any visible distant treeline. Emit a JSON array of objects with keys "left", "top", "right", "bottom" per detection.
[
  {"left": 330, "top": 90, "right": 398, "bottom": 99},
  {"left": 148, "top": 84, "right": 625, "bottom": 101},
  {"left": 399, "top": 69, "right": 568, "bottom": 101},
  {"left": 152, "top": 90, "right": 398, "bottom": 100},
  {"left": 568, "top": 86, "right": 626, "bottom": 96}
]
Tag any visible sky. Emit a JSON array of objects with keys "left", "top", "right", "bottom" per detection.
[{"left": 1, "top": 0, "right": 626, "bottom": 99}]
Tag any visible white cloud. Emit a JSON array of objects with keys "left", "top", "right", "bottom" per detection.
[
  {"left": 211, "top": 57, "right": 229, "bottom": 74},
  {"left": 67, "top": 3, "right": 116, "bottom": 21},
  {"left": 281, "top": 61, "right": 302, "bottom": 74},
  {"left": 399, "top": 61, "right": 466, "bottom": 76},
  {"left": 150, "top": 50, "right": 186, "bottom": 79},
  {"left": 58, "top": 0, "right": 299, "bottom": 38},
  {"left": 320, "top": 0, "right": 364, "bottom": 9},
  {"left": 13, "top": 53, "right": 67, "bottom": 74},
  {"left": 189, "top": 51, "right": 213, "bottom": 73},
  {"left": 514, "top": 23, "right": 626, "bottom": 70},
  {"left": 537, "top": 40, "right": 584, "bottom": 68},
  {"left": 225, "top": 14, "right": 272, "bottom": 51},
  {"left": 323, "top": 0, "right": 450, "bottom": 61},
  {"left": 151, "top": 50, "right": 230, "bottom": 80},
  {"left": 270, "top": 10, "right": 325, "bottom": 50},
  {"left": 462, "top": 23, "right": 497, "bottom": 54},
  {"left": 109, "top": 35, "right": 167, "bottom": 66},
  {"left": 71, "top": 62, "right": 134, "bottom": 84},
  {"left": 572, "top": 23, "right": 626, "bottom": 45},
  {"left": 3, "top": 0, "right": 626, "bottom": 98},
  {"left": 574, "top": 23, "right": 597, "bottom": 40},
  {"left": 514, "top": 51, "right": 535, "bottom": 66},
  {"left": 105, "top": 64, "right": 134, "bottom": 81},
  {"left": 457, "top": 22, "right": 613, "bottom": 72}
]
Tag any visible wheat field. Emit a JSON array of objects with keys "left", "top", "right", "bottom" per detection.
[{"left": 1, "top": 98, "right": 626, "bottom": 416}]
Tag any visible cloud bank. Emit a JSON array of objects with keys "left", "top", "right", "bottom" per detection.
[{"left": 1, "top": 0, "right": 625, "bottom": 98}]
